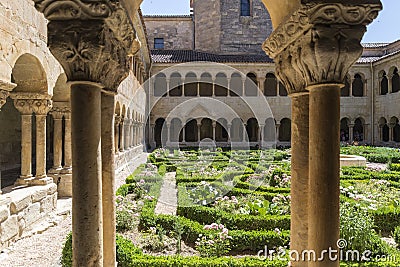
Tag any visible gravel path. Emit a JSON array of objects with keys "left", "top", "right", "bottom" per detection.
[
  {"left": 0, "top": 152, "right": 149, "bottom": 267},
  {"left": 0, "top": 199, "right": 72, "bottom": 267},
  {"left": 154, "top": 172, "right": 178, "bottom": 216}
]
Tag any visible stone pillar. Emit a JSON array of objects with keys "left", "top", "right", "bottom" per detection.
[
  {"left": 63, "top": 112, "right": 72, "bottom": 173},
  {"left": 259, "top": 124, "right": 265, "bottom": 147},
  {"left": 227, "top": 124, "right": 232, "bottom": 143},
  {"left": 212, "top": 121, "right": 216, "bottom": 141},
  {"left": 13, "top": 99, "right": 34, "bottom": 185},
  {"left": 101, "top": 93, "right": 116, "bottom": 266},
  {"left": 71, "top": 84, "right": 103, "bottom": 266},
  {"left": 124, "top": 118, "right": 130, "bottom": 150},
  {"left": 36, "top": 2, "right": 142, "bottom": 264},
  {"left": 166, "top": 123, "right": 171, "bottom": 144},
  {"left": 389, "top": 125, "right": 394, "bottom": 142},
  {"left": 119, "top": 118, "right": 125, "bottom": 152},
  {"left": 349, "top": 124, "right": 354, "bottom": 143},
  {"left": 13, "top": 97, "right": 53, "bottom": 185},
  {"left": 182, "top": 126, "right": 186, "bottom": 143},
  {"left": 275, "top": 124, "right": 280, "bottom": 143},
  {"left": 197, "top": 121, "right": 201, "bottom": 142},
  {"left": 242, "top": 123, "right": 247, "bottom": 143},
  {"left": 114, "top": 116, "right": 121, "bottom": 153},
  {"left": 263, "top": 3, "right": 381, "bottom": 266},
  {"left": 49, "top": 110, "right": 64, "bottom": 174}
]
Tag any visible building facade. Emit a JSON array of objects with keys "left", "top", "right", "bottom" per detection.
[{"left": 144, "top": 0, "right": 400, "bottom": 149}]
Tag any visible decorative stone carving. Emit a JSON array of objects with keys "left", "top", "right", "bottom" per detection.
[
  {"left": 263, "top": 2, "right": 382, "bottom": 93},
  {"left": 14, "top": 99, "right": 53, "bottom": 115},
  {"left": 51, "top": 106, "right": 71, "bottom": 119},
  {"left": 34, "top": 0, "right": 141, "bottom": 92}
]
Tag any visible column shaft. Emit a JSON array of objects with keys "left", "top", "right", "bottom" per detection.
[
  {"left": 64, "top": 117, "right": 72, "bottom": 171},
  {"left": 71, "top": 84, "right": 103, "bottom": 267},
  {"left": 101, "top": 93, "right": 116, "bottom": 266},
  {"left": 290, "top": 93, "right": 309, "bottom": 267},
  {"left": 52, "top": 118, "right": 63, "bottom": 171},
  {"left": 308, "top": 85, "right": 340, "bottom": 267},
  {"left": 35, "top": 114, "right": 48, "bottom": 179},
  {"left": 20, "top": 114, "right": 33, "bottom": 180}
]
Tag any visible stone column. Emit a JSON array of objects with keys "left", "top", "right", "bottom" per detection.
[
  {"left": 62, "top": 112, "right": 72, "bottom": 173},
  {"left": 349, "top": 124, "right": 355, "bottom": 143},
  {"left": 36, "top": 1, "right": 142, "bottom": 264},
  {"left": 101, "top": 93, "right": 116, "bottom": 266},
  {"left": 124, "top": 118, "right": 130, "bottom": 150},
  {"left": 275, "top": 124, "right": 280, "bottom": 143},
  {"left": 71, "top": 84, "right": 103, "bottom": 266},
  {"left": 114, "top": 116, "right": 121, "bottom": 153},
  {"left": 166, "top": 122, "right": 171, "bottom": 144},
  {"left": 13, "top": 99, "right": 34, "bottom": 185},
  {"left": 242, "top": 123, "right": 247, "bottom": 143},
  {"left": 119, "top": 118, "right": 125, "bottom": 152},
  {"left": 389, "top": 125, "right": 394, "bottom": 142},
  {"left": 197, "top": 121, "right": 201, "bottom": 142},
  {"left": 49, "top": 109, "right": 64, "bottom": 174},
  {"left": 259, "top": 124, "right": 265, "bottom": 147},
  {"left": 212, "top": 121, "right": 216, "bottom": 141},
  {"left": 227, "top": 124, "right": 231, "bottom": 143},
  {"left": 263, "top": 3, "right": 381, "bottom": 267},
  {"left": 182, "top": 126, "right": 186, "bottom": 143}
]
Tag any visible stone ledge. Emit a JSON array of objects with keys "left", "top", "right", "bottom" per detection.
[{"left": 0, "top": 184, "right": 58, "bottom": 250}]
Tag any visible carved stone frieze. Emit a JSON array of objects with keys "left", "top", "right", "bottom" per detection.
[
  {"left": 14, "top": 99, "right": 53, "bottom": 115},
  {"left": 263, "top": 2, "right": 382, "bottom": 93},
  {"left": 34, "top": 0, "right": 141, "bottom": 92}
]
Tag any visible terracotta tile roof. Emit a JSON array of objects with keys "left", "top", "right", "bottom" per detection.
[
  {"left": 151, "top": 50, "right": 274, "bottom": 63},
  {"left": 362, "top": 43, "right": 390, "bottom": 48}
]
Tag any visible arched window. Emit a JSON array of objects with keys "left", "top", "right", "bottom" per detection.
[
  {"left": 353, "top": 118, "right": 364, "bottom": 141},
  {"left": 200, "top": 119, "right": 213, "bottom": 140},
  {"left": 341, "top": 75, "right": 350, "bottom": 97},
  {"left": 279, "top": 118, "right": 291, "bottom": 142},
  {"left": 380, "top": 71, "right": 388, "bottom": 95},
  {"left": 230, "top": 73, "right": 243, "bottom": 97},
  {"left": 264, "top": 73, "right": 277, "bottom": 96},
  {"left": 340, "top": 118, "right": 350, "bottom": 141},
  {"left": 154, "top": 118, "right": 166, "bottom": 147},
  {"left": 185, "top": 119, "right": 198, "bottom": 142},
  {"left": 352, "top": 74, "right": 364, "bottom": 97},
  {"left": 215, "top": 73, "right": 228, "bottom": 96},
  {"left": 240, "top": 0, "right": 251, "bottom": 16},
  {"left": 246, "top": 118, "right": 259, "bottom": 142},
  {"left": 279, "top": 82, "right": 288, "bottom": 96},
  {"left": 199, "top": 73, "right": 213, "bottom": 97},
  {"left": 184, "top": 73, "right": 198, "bottom": 96},
  {"left": 169, "top": 72, "right": 182, "bottom": 96},
  {"left": 392, "top": 68, "right": 400, "bottom": 93},
  {"left": 245, "top": 73, "right": 258, "bottom": 96},
  {"left": 215, "top": 119, "right": 228, "bottom": 142}
]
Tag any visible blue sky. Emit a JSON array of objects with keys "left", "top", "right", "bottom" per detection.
[{"left": 141, "top": 0, "right": 400, "bottom": 43}]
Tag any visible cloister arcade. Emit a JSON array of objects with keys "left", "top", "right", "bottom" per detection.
[
  {"left": 152, "top": 116, "right": 288, "bottom": 147},
  {"left": 0, "top": 0, "right": 385, "bottom": 266}
]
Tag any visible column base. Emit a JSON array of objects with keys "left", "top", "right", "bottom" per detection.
[
  {"left": 14, "top": 176, "right": 33, "bottom": 186},
  {"left": 48, "top": 167, "right": 63, "bottom": 174},
  {"left": 60, "top": 167, "right": 72, "bottom": 174},
  {"left": 28, "top": 177, "right": 53, "bottom": 186}
]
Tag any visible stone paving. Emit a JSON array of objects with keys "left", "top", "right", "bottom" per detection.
[{"left": 154, "top": 172, "right": 178, "bottom": 216}]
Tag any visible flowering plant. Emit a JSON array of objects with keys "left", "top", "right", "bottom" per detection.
[{"left": 195, "top": 223, "right": 232, "bottom": 257}]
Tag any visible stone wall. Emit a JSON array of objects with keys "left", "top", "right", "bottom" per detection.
[
  {"left": 219, "top": 0, "right": 272, "bottom": 54},
  {"left": 144, "top": 16, "right": 194, "bottom": 50},
  {"left": 193, "top": 0, "right": 221, "bottom": 53},
  {"left": 0, "top": 184, "right": 57, "bottom": 250}
]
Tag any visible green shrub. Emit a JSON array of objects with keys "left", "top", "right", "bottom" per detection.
[
  {"left": 372, "top": 206, "right": 400, "bottom": 234},
  {"left": 61, "top": 233, "right": 141, "bottom": 267},
  {"left": 177, "top": 206, "right": 290, "bottom": 231},
  {"left": 389, "top": 163, "right": 400, "bottom": 172},
  {"left": 61, "top": 232, "right": 72, "bottom": 267}
]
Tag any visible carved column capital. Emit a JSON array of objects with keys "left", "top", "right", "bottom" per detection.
[
  {"left": 33, "top": 0, "right": 142, "bottom": 93},
  {"left": 52, "top": 105, "right": 72, "bottom": 119},
  {"left": 14, "top": 99, "right": 53, "bottom": 115},
  {"left": 263, "top": 2, "right": 382, "bottom": 94}
]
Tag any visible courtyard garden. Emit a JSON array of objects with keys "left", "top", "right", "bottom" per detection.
[{"left": 64, "top": 146, "right": 400, "bottom": 266}]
